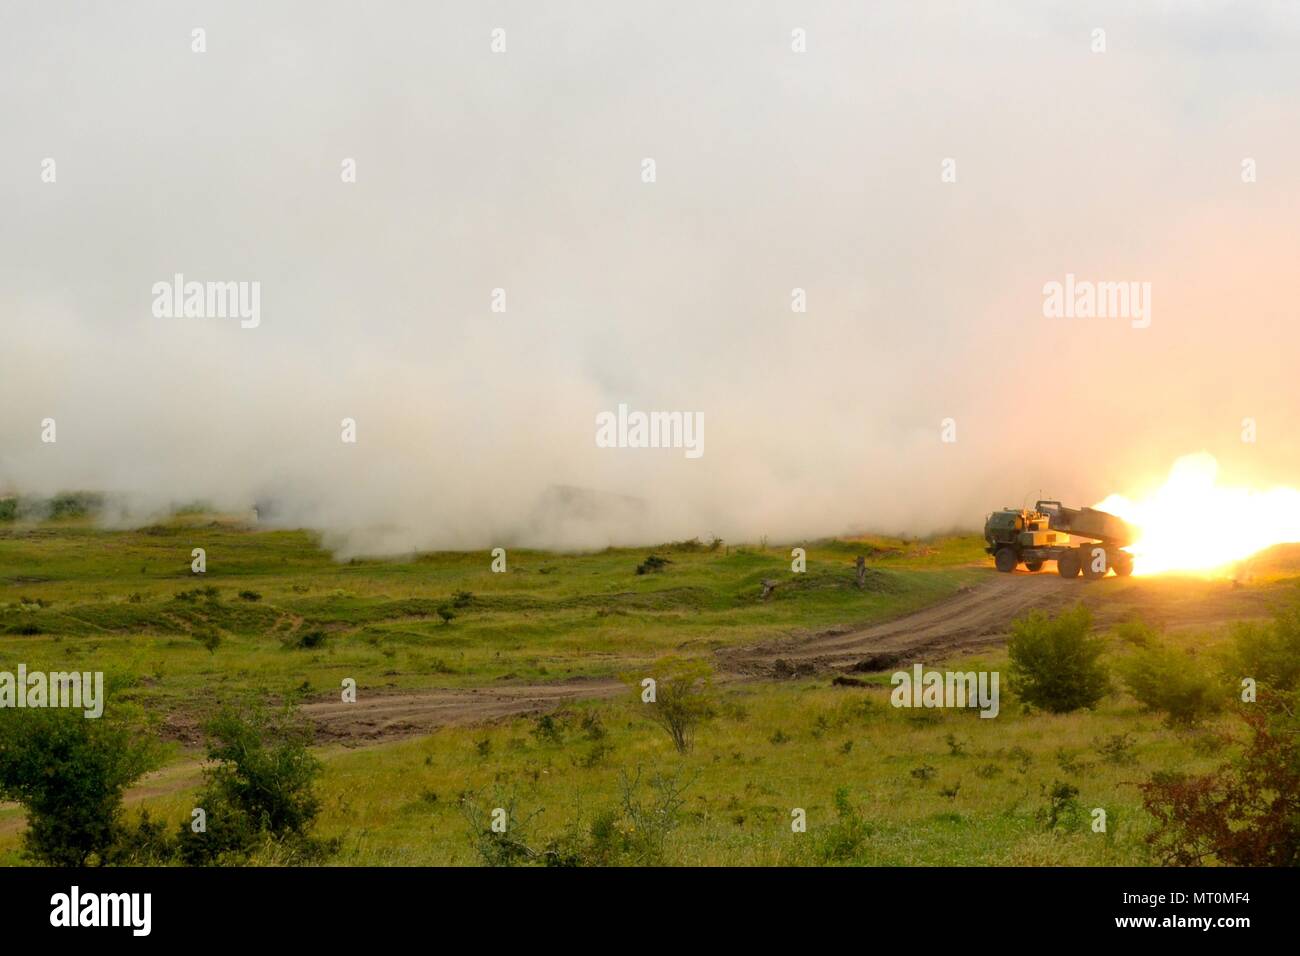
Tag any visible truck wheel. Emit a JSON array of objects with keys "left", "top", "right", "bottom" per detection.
[
  {"left": 1025, "top": 561, "right": 1044, "bottom": 573},
  {"left": 1057, "top": 550, "right": 1080, "bottom": 578},
  {"left": 1113, "top": 552, "right": 1134, "bottom": 577},
  {"left": 994, "top": 548, "right": 1017, "bottom": 573}
]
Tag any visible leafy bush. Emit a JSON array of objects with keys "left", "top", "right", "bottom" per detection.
[
  {"left": 1037, "top": 780, "right": 1083, "bottom": 831},
  {"left": 458, "top": 786, "right": 541, "bottom": 867},
  {"left": 0, "top": 706, "right": 160, "bottom": 865},
  {"left": 193, "top": 627, "right": 222, "bottom": 653},
  {"left": 1221, "top": 603, "right": 1300, "bottom": 692},
  {"left": 1141, "top": 691, "right": 1300, "bottom": 865},
  {"left": 238, "top": 590, "right": 262, "bottom": 602},
  {"left": 1007, "top": 605, "right": 1109, "bottom": 713},
  {"left": 530, "top": 713, "right": 563, "bottom": 745},
  {"left": 1094, "top": 732, "right": 1138, "bottom": 766},
  {"left": 1118, "top": 640, "right": 1222, "bottom": 726},
  {"left": 179, "top": 702, "right": 330, "bottom": 864},
  {"left": 286, "top": 629, "right": 326, "bottom": 649},
  {"left": 632, "top": 658, "right": 715, "bottom": 754},
  {"left": 541, "top": 767, "right": 695, "bottom": 866},
  {"left": 105, "top": 809, "right": 178, "bottom": 865},
  {"left": 635, "top": 555, "right": 671, "bottom": 575}
]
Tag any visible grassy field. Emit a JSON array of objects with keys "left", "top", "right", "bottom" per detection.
[
  {"left": 16, "top": 652, "right": 1239, "bottom": 867},
  {"left": 0, "top": 518, "right": 982, "bottom": 707},
  {"left": 0, "top": 515, "right": 1291, "bottom": 865}
]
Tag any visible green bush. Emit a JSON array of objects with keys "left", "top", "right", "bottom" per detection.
[
  {"left": 635, "top": 555, "right": 671, "bottom": 575},
  {"left": 179, "top": 703, "right": 329, "bottom": 864},
  {"left": 0, "top": 707, "right": 160, "bottom": 865},
  {"left": 1037, "top": 780, "right": 1083, "bottom": 831},
  {"left": 629, "top": 658, "right": 716, "bottom": 753},
  {"left": 1118, "top": 640, "right": 1222, "bottom": 726},
  {"left": 1221, "top": 603, "right": 1300, "bottom": 692},
  {"left": 1007, "top": 605, "right": 1109, "bottom": 713},
  {"left": 816, "top": 786, "right": 872, "bottom": 863}
]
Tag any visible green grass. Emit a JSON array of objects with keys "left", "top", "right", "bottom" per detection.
[
  {"left": 0, "top": 518, "right": 985, "bottom": 713},
  {"left": 1, "top": 515, "right": 1286, "bottom": 866},
  {"left": 37, "top": 652, "right": 1234, "bottom": 867}
]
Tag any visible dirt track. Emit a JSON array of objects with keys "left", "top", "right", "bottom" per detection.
[
  {"left": 717, "top": 572, "right": 1076, "bottom": 677},
  {"left": 301, "top": 569, "right": 1289, "bottom": 742},
  {"left": 302, "top": 678, "right": 628, "bottom": 744},
  {"left": 718, "top": 570, "right": 1286, "bottom": 678}
]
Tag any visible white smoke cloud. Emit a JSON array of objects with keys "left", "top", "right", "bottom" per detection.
[{"left": 3, "top": 1, "right": 1298, "bottom": 555}]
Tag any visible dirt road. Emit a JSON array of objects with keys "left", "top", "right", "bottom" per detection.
[
  {"left": 718, "top": 569, "right": 1283, "bottom": 678},
  {"left": 718, "top": 572, "right": 1075, "bottom": 677},
  {"left": 301, "top": 568, "right": 1289, "bottom": 740},
  {"left": 302, "top": 678, "right": 627, "bottom": 744}
]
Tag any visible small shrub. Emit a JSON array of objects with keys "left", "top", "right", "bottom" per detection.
[
  {"left": 1094, "top": 732, "right": 1138, "bottom": 766},
  {"left": 817, "top": 786, "right": 872, "bottom": 862},
  {"left": 1007, "top": 605, "right": 1109, "bottom": 713},
  {"left": 286, "top": 629, "right": 326, "bottom": 650},
  {"left": 179, "top": 702, "right": 330, "bottom": 865},
  {"left": 238, "top": 590, "right": 262, "bottom": 602},
  {"left": 1141, "top": 691, "right": 1300, "bottom": 866},
  {"left": 1221, "top": 603, "right": 1300, "bottom": 692},
  {"left": 631, "top": 658, "right": 715, "bottom": 754},
  {"left": 1038, "top": 780, "right": 1083, "bottom": 831},
  {"left": 635, "top": 555, "right": 671, "bottom": 575},
  {"left": 459, "top": 787, "right": 541, "bottom": 867},
  {"left": 193, "top": 627, "right": 222, "bottom": 653},
  {"left": 106, "top": 810, "right": 178, "bottom": 866},
  {"left": 530, "top": 713, "right": 563, "bottom": 746},
  {"left": 1118, "top": 640, "right": 1222, "bottom": 726},
  {"left": 580, "top": 711, "right": 606, "bottom": 741}
]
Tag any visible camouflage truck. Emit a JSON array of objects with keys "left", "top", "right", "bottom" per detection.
[{"left": 983, "top": 500, "right": 1135, "bottom": 579}]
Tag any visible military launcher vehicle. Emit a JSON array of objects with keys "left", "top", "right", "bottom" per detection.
[{"left": 983, "top": 499, "right": 1136, "bottom": 579}]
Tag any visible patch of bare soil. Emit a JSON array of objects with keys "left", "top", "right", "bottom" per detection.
[{"left": 301, "top": 678, "right": 627, "bottom": 744}]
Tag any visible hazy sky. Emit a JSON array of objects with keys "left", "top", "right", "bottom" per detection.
[{"left": 3, "top": 1, "right": 1298, "bottom": 553}]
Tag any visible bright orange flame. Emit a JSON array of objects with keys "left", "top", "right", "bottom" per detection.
[{"left": 1093, "top": 453, "right": 1300, "bottom": 576}]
